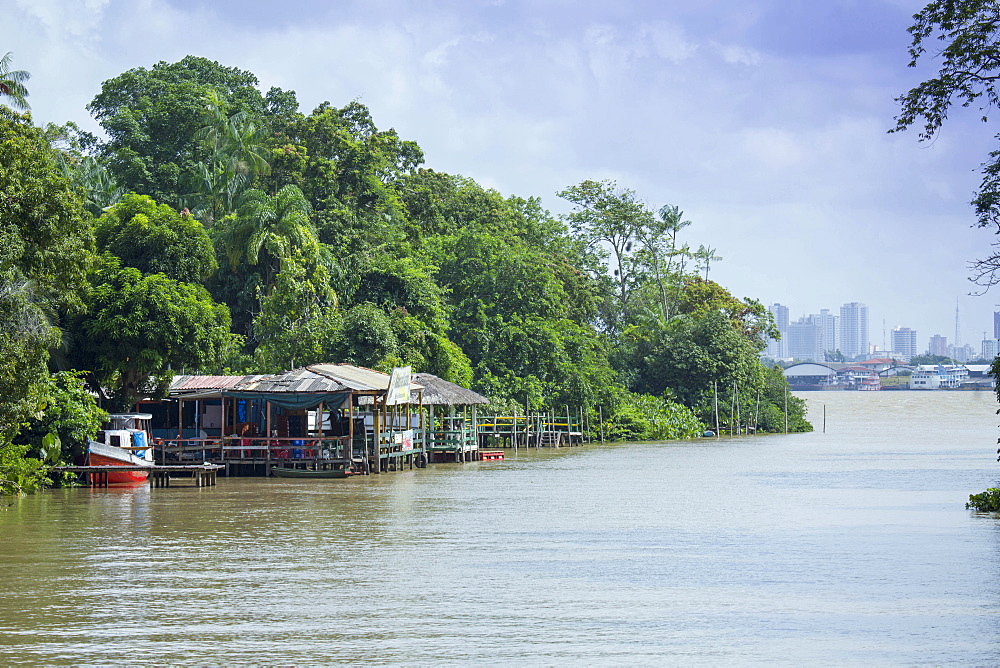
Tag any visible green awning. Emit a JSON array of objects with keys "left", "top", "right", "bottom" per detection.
[{"left": 221, "top": 391, "right": 349, "bottom": 411}]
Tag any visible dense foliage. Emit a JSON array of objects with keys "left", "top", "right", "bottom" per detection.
[
  {"left": 0, "top": 53, "right": 810, "bottom": 492},
  {"left": 966, "top": 487, "right": 1000, "bottom": 511}
]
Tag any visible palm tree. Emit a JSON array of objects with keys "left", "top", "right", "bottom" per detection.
[
  {"left": 186, "top": 91, "right": 272, "bottom": 224},
  {"left": 0, "top": 52, "right": 30, "bottom": 111},
  {"left": 215, "top": 185, "right": 319, "bottom": 286},
  {"left": 59, "top": 155, "right": 123, "bottom": 215},
  {"left": 636, "top": 204, "right": 694, "bottom": 321},
  {"left": 695, "top": 244, "right": 723, "bottom": 281}
]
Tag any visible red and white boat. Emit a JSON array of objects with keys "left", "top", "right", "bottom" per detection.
[{"left": 87, "top": 413, "right": 155, "bottom": 483}]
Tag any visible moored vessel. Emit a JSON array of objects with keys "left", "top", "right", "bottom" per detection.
[{"left": 86, "top": 413, "right": 155, "bottom": 483}]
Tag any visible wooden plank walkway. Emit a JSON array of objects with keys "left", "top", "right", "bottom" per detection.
[{"left": 50, "top": 465, "right": 223, "bottom": 488}]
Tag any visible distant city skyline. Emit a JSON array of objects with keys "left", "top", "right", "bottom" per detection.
[
  {"left": 767, "top": 297, "right": 1000, "bottom": 360},
  {"left": 766, "top": 299, "right": 1000, "bottom": 363}
]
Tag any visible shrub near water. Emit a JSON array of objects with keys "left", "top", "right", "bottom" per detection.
[
  {"left": 966, "top": 488, "right": 1000, "bottom": 511},
  {"left": 604, "top": 393, "right": 704, "bottom": 442}
]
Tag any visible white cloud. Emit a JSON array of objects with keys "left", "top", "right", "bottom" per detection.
[
  {"left": 14, "top": 0, "right": 109, "bottom": 37},
  {"left": 642, "top": 21, "right": 698, "bottom": 63},
  {"left": 715, "top": 42, "right": 762, "bottom": 66}
]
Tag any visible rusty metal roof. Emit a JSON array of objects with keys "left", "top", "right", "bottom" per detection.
[
  {"left": 168, "top": 364, "right": 425, "bottom": 399},
  {"left": 170, "top": 374, "right": 271, "bottom": 392},
  {"left": 233, "top": 367, "right": 352, "bottom": 394}
]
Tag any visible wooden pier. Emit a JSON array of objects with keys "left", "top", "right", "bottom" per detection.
[
  {"left": 477, "top": 411, "right": 587, "bottom": 449},
  {"left": 50, "top": 464, "right": 223, "bottom": 488}
]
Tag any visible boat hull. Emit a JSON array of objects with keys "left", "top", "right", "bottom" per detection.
[{"left": 87, "top": 440, "right": 153, "bottom": 483}]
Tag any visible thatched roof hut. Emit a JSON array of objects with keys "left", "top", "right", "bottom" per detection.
[{"left": 412, "top": 373, "right": 488, "bottom": 406}]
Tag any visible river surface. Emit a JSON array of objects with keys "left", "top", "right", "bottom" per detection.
[{"left": 2, "top": 391, "right": 1000, "bottom": 665}]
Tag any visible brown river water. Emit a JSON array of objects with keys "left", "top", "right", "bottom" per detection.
[{"left": 2, "top": 390, "right": 1000, "bottom": 665}]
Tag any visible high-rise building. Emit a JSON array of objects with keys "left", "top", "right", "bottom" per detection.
[
  {"left": 950, "top": 343, "right": 975, "bottom": 363},
  {"left": 994, "top": 312, "right": 1000, "bottom": 339},
  {"left": 839, "top": 302, "right": 869, "bottom": 360},
  {"left": 928, "top": 334, "right": 948, "bottom": 357},
  {"left": 982, "top": 338, "right": 999, "bottom": 360},
  {"left": 787, "top": 316, "right": 823, "bottom": 361},
  {"left": 817, "top": 309, "right": 838, "bottom": 358},
  {"left": 891, "top": 327, "right": 917, "bottom": 361},
  {"left": 766, "top": 303, "right": 789, "bottom": 358}
]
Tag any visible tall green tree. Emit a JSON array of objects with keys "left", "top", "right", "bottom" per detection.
[
  {"left": 68, "top": 256, "right": 234, "bottom": 412},
  {"left": 95, "top": 194, "right": 217, "bottom": 282},
  {"left": 340, "top": 256, "right": 472, "bottom": 383},
  {"left": 0, "top": 274, "right": 59, "bottom": 446},
  {"left": 87, "top": 56, "right": 294, "bottom": 206},
  {"left": 251, "top": 251, "right": 339, "bottom": 371},
  {"left": 0, "top": 108, "right": 94, "bottom": 310},
  {"left": 430, "top": 228, "right": 617, "bottom": 411},
  {"left": 210, "top": 184, "right": 339, "bottom": 361},
  {"left": 0, "top": 52, "right": 29, "bottom": 110},
  {"left": 214, "top": 185, "right": 320, "bottom": 286},
  {"left": 42, "top": 121, "right": 122, "bottom": 215},
  {"left": 633, "top": 204, "right": 694, "bottom": 322},
  {"left": 185, "top": 90, "right": 272, "bottom": 224},
  {"left": 558, "top": 180, "right": 655, "bottom": 331},
  {"left": 0, "top": 107, "right": 95, "bottom": 493},
  {"left": 295, "top": 101, "right": 423, "bottom": 257}
]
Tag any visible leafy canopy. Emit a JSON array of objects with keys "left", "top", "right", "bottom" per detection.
[
  {"left": 96, "top": 193, "right": 217, "bottom": 282},
  {"left": 68, "top": 256, "right": 234, "bottom": 412}
]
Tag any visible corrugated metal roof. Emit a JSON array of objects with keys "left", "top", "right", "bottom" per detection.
[
  {"left": 235, "top": 367, "right": 352, "bottom": 393},
  {"left": 308, "top": 364, "right": 424, "bottom": 393},
  {"left": 167, "top": 364, "right": 427, "bottom": 399},
  {"left": 170, "top": 374, "right": 271, "bottom": 391},
  {"left": 306, "top": 364, "right": 389, "bottom": 392},
  {"left": 307, "top": 364, "right": 392, "bottom": 391}
]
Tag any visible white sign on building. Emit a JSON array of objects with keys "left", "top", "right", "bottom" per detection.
[{"left": 385, "top": 366, "right": 412, "bottom": 405}]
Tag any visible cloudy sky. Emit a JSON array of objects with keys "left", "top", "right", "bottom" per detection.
[{"left": 6, "top": 0, "right": 999, "bottom": 353}]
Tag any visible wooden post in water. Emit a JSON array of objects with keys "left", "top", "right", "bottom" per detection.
[
  {"left": 565, "top": 405, "right": 570, "bottom": 447},
  {"left": 373, "top": 399, "right": 382, "bottom": 474},
  {"left": 265, "top": 400, "right": 272, "bottom": 463},
  {"left": 735, "top": 381, "right": 741, "bottom": 435},
  {"left": 713, "top": 382, "right": 720, "bottom": 437},
  {"left": 471, "top": 403, "right": 478, "bottom": 461},
  {"left": 177, "top": 397, "right": 183, "bottom": 451},
  {"left": 784, "top": 388, "right": 788, "bottom": 434},
  {"left": 219, "top": 395, "right": 226, "bottom": 467},
  {"left": 754, "top": 389, "right": 761, "bottom": 434},
  {"left": 348, "top": 394, "right": 355, "bottom": 465},
  {"left": 730, "top": 382, "right": 735, "bottom": 437},
  {"left": 513, "top": 406, "right": 518, "bottom": 453},
  {"left": 823, "top": 403, "right": 826, "bottom": 434}
]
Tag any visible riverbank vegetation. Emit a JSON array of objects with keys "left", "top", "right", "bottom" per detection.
[{"left": 0, "top": 53, "right": 809, "bottom": 492}]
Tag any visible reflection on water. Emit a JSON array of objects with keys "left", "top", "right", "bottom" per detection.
[{"left": 2, "top": 391, "right": 1000, "bottom": 664}]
